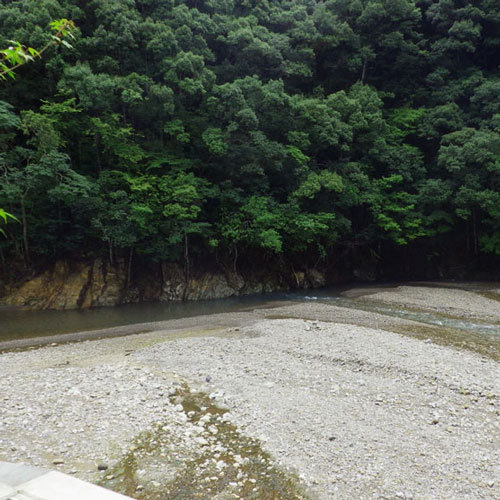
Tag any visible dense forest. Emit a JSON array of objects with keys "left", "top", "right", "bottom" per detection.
[{"left": 1, "top": 0, "right": 499, "bottom": 282}]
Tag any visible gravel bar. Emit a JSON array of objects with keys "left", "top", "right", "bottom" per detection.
[{"left": 0, "top": 286, "right": 499, "bottom": 499}]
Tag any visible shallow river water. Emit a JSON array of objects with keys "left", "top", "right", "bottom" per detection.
[
  {"left": 0, "top": 293, "right": 272, "bottom": 342},
  {"left": 1, "top": 282, "right": 500, "bottom": 348}
]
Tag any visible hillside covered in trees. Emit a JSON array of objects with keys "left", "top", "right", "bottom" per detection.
[{"left": 1, "top": 0, "right": 499, "bottom": 283}]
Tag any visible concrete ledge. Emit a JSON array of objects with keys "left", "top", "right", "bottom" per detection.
[
  {"left": 0, "top": 484, "right": 16, "bottom": 499},
  {"left": 0, "top": 462, "right": 47, "bottom": 487},
  {"left": 0, "top": 463, "right": 133, "bottom": 500},
  {"left": 17, "top": 471, "right": 133, "bottom": 500}
]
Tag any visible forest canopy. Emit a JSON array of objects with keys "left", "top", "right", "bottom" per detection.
[{"left": 1, "top": 0, "right": 499, "bottom": 277}]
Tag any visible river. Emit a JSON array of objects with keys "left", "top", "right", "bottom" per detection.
[{"left": 1, "top": 282, "right": 500, "bottom": 352}]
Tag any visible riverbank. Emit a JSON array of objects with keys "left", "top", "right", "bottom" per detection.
[
  {"left": 0, "top": 285, "right": 498, "bottom": 499},
  {"left": 363, "top": 284, "right": 500, "bottom": 322}
]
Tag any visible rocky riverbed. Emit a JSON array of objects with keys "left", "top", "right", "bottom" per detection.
[
  {"left": 364, "top": 284, "right": 500, "bottom": 322},
  {"left": 0, "top": 285, "right": 499, "bottom": 499}
]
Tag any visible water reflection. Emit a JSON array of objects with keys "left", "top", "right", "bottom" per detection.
[
  {"left": 0, "top": 295, "right": 272, "bottom": 341},
  {"left": 1, "top": 282, "right": 499, "bottom": 343}
]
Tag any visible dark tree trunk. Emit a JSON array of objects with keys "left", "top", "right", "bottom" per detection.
[
  {"left": 361, "top": 58, "right": 368, "bottom": 83},
  {"left": 233, "top": 244, "right": 238, "bottom": 274},
  {"left": 127, "top": 247, "right": 134, "bottom": 287},
  {"left": 184, "top": 232, "right": 190, "bottom": 283},
  {"left": 109, "top": 241, "right": 114, "bottom": 266},
  {"left": 20, "top": 195, "right": 30, "bottom": 267}
]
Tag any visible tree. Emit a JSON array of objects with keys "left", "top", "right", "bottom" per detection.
[
  {"left": 0, "top": 18, "right": 76, "bottom": 247},
  {"left": 0, "top": 0, "right": 499, "bottom": 279},
  {"left": 0, "top": 19, "right": 76, "bottom": 80}
]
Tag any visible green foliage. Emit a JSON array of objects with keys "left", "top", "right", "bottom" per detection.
[
  {"left": 480, "top": 233, "right": 500, "bottom": 255},
  {"left": 0, "top": 0, "right": 499, "bottom": 272},
  {"left": 368, "top": 175, "right": 425, "bottom": 245},
  {"left": 292, "top": 171, "right": 343, "bottom": 200},
  {"left": 202, "top": 127, "right": 228, "bottom": 155},
  {"left": 0, "top": 209, "right": 18, "bottom": 237},
  {"left": 0, "top": 19, "right": 76, "bottom": 80},
  {"left": 89, "top": 115, "right": 145, "bottom": 169},
  {"left": 388, "top": 107, "right": 426, "bottom": 140}
]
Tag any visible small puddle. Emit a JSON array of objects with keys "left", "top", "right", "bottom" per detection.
[{"left": 100, "top": 385, "right": 308, "bottom": 500}]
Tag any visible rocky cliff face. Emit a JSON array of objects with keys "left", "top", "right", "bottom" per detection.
[
  {"left": 3, "top": 259, "right": 128, "bottom": 310},
  {"left": 1, "top": 259, "right": 327, "bottom": 310}
]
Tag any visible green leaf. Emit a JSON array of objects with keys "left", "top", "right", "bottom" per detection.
[{"left": 27, "top": 47, "right": 41, "bottom": 58}]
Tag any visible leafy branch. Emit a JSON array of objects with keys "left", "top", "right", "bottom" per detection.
[
  {"left": 0, "top": 209, "right": 18, "bottom": 237},
  {"left": 0, "top": 19, "right": 76, "bottom": 80}
]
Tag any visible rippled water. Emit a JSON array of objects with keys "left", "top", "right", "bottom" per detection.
[
  {"left": 291, "top": 287, "right": 500, "bottom": 359},
  {"left": 327, "top": 296, "right": 500, "bottom": 338}
]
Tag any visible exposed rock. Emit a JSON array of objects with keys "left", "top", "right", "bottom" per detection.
[
  {"left": 160, "top": 263, "right": 186, "bottom": 301},
  {"left": 290, "top": 268, "right": 326, "bottom": 289},
  {"left": 306, "top": 269, "right": 326, "bottom": 288},
  {"left": 185, "top": 273, "right": 237, "bottom": 301},
  {"left": 81, "top": 258, "right": 127, "bottom": 308},
  {"left": 223, "top": 270, "right": 245, "bottom": 292},
  {"left": 2, "top": 259, "right": 330, "bottom": 310},
  {"left": 239, "top": 281, "right": 265, "bottom": 295},
  {"left": 241, "top": 275, "right": 289, "bottom": 295},
  {"left": 3, "top": 259, "right": 126, "bottom": 310},
  {"left": 4, "top": 261, "right": 85, "bottom": 309},
  {"left": 291, "top": 270, "right": 307, "bottom": 288},
  {"left": 353, "top": 264, "right": 377, "bottom": 282},
  {"left": 160, "top": 266, "right": 245, "bottom": 301}
]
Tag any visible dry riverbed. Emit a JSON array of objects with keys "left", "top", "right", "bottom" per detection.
[{"left": 0, "top": 285, "right": 499, "bottom": 499}]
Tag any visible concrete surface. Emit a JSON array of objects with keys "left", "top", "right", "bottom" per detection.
[{"left": 0, "top": 462, "right": 133, "bottom": 500}]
